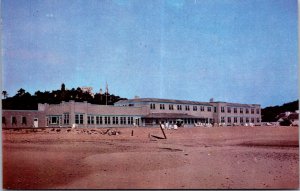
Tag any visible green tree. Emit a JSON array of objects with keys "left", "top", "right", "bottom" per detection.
[{"left": 2, "top": 90, "right": 8, "bottom": 99}]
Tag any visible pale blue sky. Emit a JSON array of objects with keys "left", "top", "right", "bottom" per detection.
[{"left": 2, "top": 0, "right": 298, "bottom": 107}]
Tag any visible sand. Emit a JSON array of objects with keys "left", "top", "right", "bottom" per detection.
[{"left": 2, "top": 126, "right": 299, "bottom": 189}]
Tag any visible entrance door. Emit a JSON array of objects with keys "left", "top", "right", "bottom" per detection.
[{"left": 33, "top": 118, "right": 38, "bottom": 127}]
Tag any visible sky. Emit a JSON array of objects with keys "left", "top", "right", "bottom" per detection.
[{"left": 1, "top": 0, "right": 298, "bottom": 107}]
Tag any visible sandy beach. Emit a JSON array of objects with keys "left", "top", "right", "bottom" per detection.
[{"left": 2, "top": 126, "right": 299, "bottom": 189}]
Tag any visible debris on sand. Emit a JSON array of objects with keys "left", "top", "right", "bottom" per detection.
[
  {"left": 102, "top": 129, "right": 110, "bottom": 135},
  {"left": 108, "top": 129, "right": 121, "bottom": 136}
]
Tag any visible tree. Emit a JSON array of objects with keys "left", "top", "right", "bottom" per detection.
[
  {"left": 2, "top": 91, "right": 8, "bottom": 99},
  {"left": 16, "top": 88, "right": 26, "bottom": 97},
  {"left": 61, "top": 83, "right": 66, "bottom": 91},
  {"left": 2, "top": 85, "right": 128, "bottom": 110}
]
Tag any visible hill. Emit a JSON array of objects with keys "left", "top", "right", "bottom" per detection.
[
  {"left": 2, "top": 84, "right": 127, "bottom": 110},
  {"left": 261, "top": 100, "right": 299, "bottom": 122}
]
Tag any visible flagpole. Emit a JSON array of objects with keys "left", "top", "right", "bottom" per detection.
[{"left": 106, "top": 81, "right": 108, "bottom": 105}]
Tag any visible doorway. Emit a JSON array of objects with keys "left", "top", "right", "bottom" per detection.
[{"left": 33, "top": 118, "right": 38, "bottom": 127}]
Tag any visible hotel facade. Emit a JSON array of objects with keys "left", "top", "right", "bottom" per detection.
[{"left": 2, "top": 98, "right": 261, "bottom": 128}]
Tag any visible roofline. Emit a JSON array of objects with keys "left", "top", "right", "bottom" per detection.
[
  {"left": 115, "top": 98, "right": 214, "bottom": 105},
  {"left": 116, "top": 98, "right": 260, "bottom": 106}
]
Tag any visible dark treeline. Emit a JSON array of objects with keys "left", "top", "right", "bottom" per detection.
[
  {"left": 261, "top": 100, "right": 299, "bottom": 122},
  {"left": 2, "top": 84, "right": 127, "bottom": 110}
]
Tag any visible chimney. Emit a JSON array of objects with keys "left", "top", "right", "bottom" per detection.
[
  {"left": 209, "top": 98, "right": 214, "bottom": 102},
  {"left": 134, "top": 96, "right": 140, "bottom": 99}
]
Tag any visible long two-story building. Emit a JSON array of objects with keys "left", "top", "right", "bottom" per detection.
[{"left": 2, "top": 98, "right": 261, "bottom": 128}]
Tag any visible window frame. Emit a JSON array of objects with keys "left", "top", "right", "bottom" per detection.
[
  {"left": 21, "top": 116, "right": 27, "bottom": 125},
  {"left": 227, "top": 107, "right": 231, "bottom": 113},
  {"left": 234, "top": 108, "right": 237, "bottom": 113},
  {"left": 11, "top": 116, "right": 17, "bottom": 125},
  {"left": 75, "top": 114, "right": 84, "bottom": 124},
  {"left": 207, "top": 107, "right": 211, "bottom": 112},
  {"left": 63, "top": 113, "right": 70, "bottom": 125}
]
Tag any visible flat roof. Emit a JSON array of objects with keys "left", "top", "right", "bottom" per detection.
[{"left": 115, "top": 98, "right": 213, "bottom": 106}]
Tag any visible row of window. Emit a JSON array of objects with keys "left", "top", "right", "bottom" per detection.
[
  {"left": 84, "top": 115, "right": 136, "bottom": 125},
  {"left": 2, "top": 116, "right": 27, "bottom": 125},
  {"left": 221, "top": 107, "right": 260, "bottom": 114},
  {"left": 150, "top": 103, "right": 260, "bottom": 114},
  {"left": 150, "top": 103, "right": 216, "bottom": 112},
  {"left": 46, "top": 114, "right": 69, "bottom": 125},
  {"left": 45, "top": 114, "right": 138, "bottom": 126},
  {"left": 220, "top": 117, "right": 260, "bottom": 123}
]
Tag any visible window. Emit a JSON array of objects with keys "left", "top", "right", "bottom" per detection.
[
  {"left": 177, "top": 105, "right": 182, "bottom": 110},
  {"left": 50, "top": 116, "right": 59, "bottom": 124},
  {"left": 91, "top": 116, "right": 94, "bottom": 124},
  {"left": 256, "top": 109, "right": 260, "bottom": 114},
  {"left": 227, "top": 107, "right": 231, "bottom": 113},
  {"left": 12, "top": 116, "right": 17, "bottom": 125},
  {"left": 193, "top": 106, "right": 197, "bottom": 111},
  {"left": 227, "top": 117, "right": 231, "bottom": 123},
  {"left": 2, "top": 117, "right": 6, "bottom": 125},
  {"left": 75, "top": 114, "right": 84, "bottom": 124},
  {"left": 160, "top": 104, "right": 165, "bottom": 110},
  {"left": 169, "top": 104, "right": 174, "bottom": 110},
  {"left": 251, "top": 118, "right": 254, "bottom": 123},
  {"left": 96, "top": 116, "right": 102, "bottom": 124},
  {"left": 116, "top": 117, "right": 119, "bottom": 124},
  {"left": 46, "top": 117, "right": 49, "bottom": 126},
  {"left": 112, "top": 117, "right": 116, "bottom": 124},
  {"left": 185, "top": 105, "right": 190, "bottom": 111},
  {"left": 200, "top": 106, "right": 205, "bottom": 111},
  {"left": 251, "top": 108, "right": 254, "bottom": 114},
  {"left": 234, "top": 108, "right": 237, "bottom": 113},
  {"left": 127, "top": 117, "right": 131, "bottom": 124},
  {"left": 257, "top": 118, "right": 260, "bottom": 123},
  {"left": 150, "top": 103, "right": 156, "bottom": 110},
  {"left": 207, "top": 107, "right": 211, "bottom": 112},
  {"left": 104, "top": 116, "right": 110, "bottom": 125},
  {"left": 120, "top": 117, "right": 124, "bottom": 124},
  {"left": 87, "top": 115, "right": 94, "bottom": 124},
  {"left": 221, "top": 117, "right": 225, "bottom": 123},
  {"left": 240, "top": 108, "right": 243, "bottom": 114},
  {"left": 221, "top": 107, "right": 225, "bottom": 113},
  {"left": 246, "top": 108, "right": 249, "bottom": 114},
  {"left": 214, "top": 107, "right": 217, "bottom": 113},
  {"left": 240, "top": 117, "right": 243, "bottom": 123},
  {"left": 21, "top": 116, "right": 27, "bottom": 125},
  {"left": 128, "top": 117, "right": 133, "bottom": 124},
  {"left": 246, "top": 117, "right": 249, "bottom": 123},
  {"left": 63, "top": 113, "right": 69, "bottom": 124},
  {"left": 234, "top": 117, "right": 237, "bottom": 123}
]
